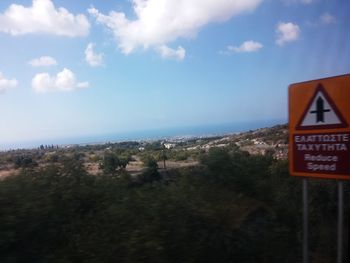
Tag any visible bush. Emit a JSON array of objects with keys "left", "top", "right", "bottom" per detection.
[{"left": 14, "top": 155, "right": 38, "bottom": 169}]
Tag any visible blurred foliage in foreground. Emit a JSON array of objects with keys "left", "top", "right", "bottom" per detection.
[{"left": 0, "top": 147, "right": 347, "bottom": 263}]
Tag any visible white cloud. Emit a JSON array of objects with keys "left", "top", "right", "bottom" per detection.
[
  {"left": 0, "top": 72, "right": 18, "bottom": 93},
  {"left": 88, "top": 0, "right": 262, "bottom": 55},
  {"left": 306, "top": 13, "right": 336, "bottom": 27},
  {"left": 156, "top": 45, "right": 186, "bottom": 60},
  {"left": 320, "top": 13, "right": 335, "bottom": 25},
  {"left": 226, "top": 40, "right": 263, "bottom": 53},
  {"left": 0, "top": 0, "right": 89, "bottom": 37},
  {"left": 28, "top": 56, "right": 57, "bottom": 67},
  {"left": 85, "top": 43, "right": 104, "bottom": 67},
  {"left": 276, "top": 22, "right": 300, "bottom": 46},
  {"left": 32, "top": 68, "right": 89, "bottom": 93}
]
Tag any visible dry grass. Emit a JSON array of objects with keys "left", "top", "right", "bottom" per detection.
[{"left": 0, "top": 167, "right": 17, "bottom": 179}]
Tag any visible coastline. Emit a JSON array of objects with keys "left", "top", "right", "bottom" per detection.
[{"left": 0, "top": 119, "right": 285, "bottom": 151}]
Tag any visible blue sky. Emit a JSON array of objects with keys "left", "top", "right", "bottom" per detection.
[{"left": 0, "top": 0, "right": 349, "bottom": 147}]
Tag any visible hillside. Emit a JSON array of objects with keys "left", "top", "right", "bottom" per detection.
[
  {"left": 0, "top": 123, "right": 344, "bottom": 263},
  {"left": 0, "top": 123, "right": 289, "bottom": 179}
]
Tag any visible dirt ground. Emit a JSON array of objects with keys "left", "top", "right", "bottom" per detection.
[
  {"left": 84, "top": 162, "right": 100, "bottom": 175},
  {"left": 157, "top": 160, "right": 199, "bottom": 170},
  {"left": 0, "top": 168, "right": 16, "bottom": 179},
  {"left": 1, "top": 159, "right": 199, "bottom": 179},
  {"left": 84, "top": 159, "right": 199, "bottom": 175}
]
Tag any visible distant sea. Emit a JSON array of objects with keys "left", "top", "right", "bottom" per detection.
[{"left": 0, "top": 119, "right": 285, "bottom": 151}]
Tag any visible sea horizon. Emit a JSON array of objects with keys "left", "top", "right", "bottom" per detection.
[{"left": 0, "top": 119, "right": 286, "bottom": 151}]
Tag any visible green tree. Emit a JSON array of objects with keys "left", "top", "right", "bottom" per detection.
[
  {"left": 140, "top": 155, "right": 160, "bottom": 183},
  {"left": 100, "top": 152, "right": 120, "bottom": 174},
  {"left": 14, "top": 155, "right": 38, "bottom": 169}
]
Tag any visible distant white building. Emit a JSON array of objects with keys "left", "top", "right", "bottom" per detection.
[
  {"left": 164, "top": 143, "right": 176, "bottom": 149},
  {"left": 252, "top": 139, "right": 266, "bottom": 145}
]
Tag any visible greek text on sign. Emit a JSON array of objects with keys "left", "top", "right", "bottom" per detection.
[
  {"left": 289, "top": 74, "right": 350, "bottom": 180},
  {"left": 293, "top": 132, "right": 350, "bottom": 175}
]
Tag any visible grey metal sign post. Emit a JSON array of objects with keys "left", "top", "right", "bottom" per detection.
[
  {"left": 303, "top": 178, "right": 309, "bottom": 263},
  {"left": 302, "top": 179, "right": 346, "bottom": 263},
  {"left": 337, "top": 181, "right": 344, "bottom": 263}
]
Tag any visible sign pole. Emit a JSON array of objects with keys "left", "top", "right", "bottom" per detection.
[
  {"left": 337, "top": 181, "right": 344, "bottom": 263},
  {"left": 303, "top": 178, "right": 309, "bottom": 263}
]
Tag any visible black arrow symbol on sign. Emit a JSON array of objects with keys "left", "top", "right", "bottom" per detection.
[{"left": 310, "top": 96, "right": 330, "bottom": 123}]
